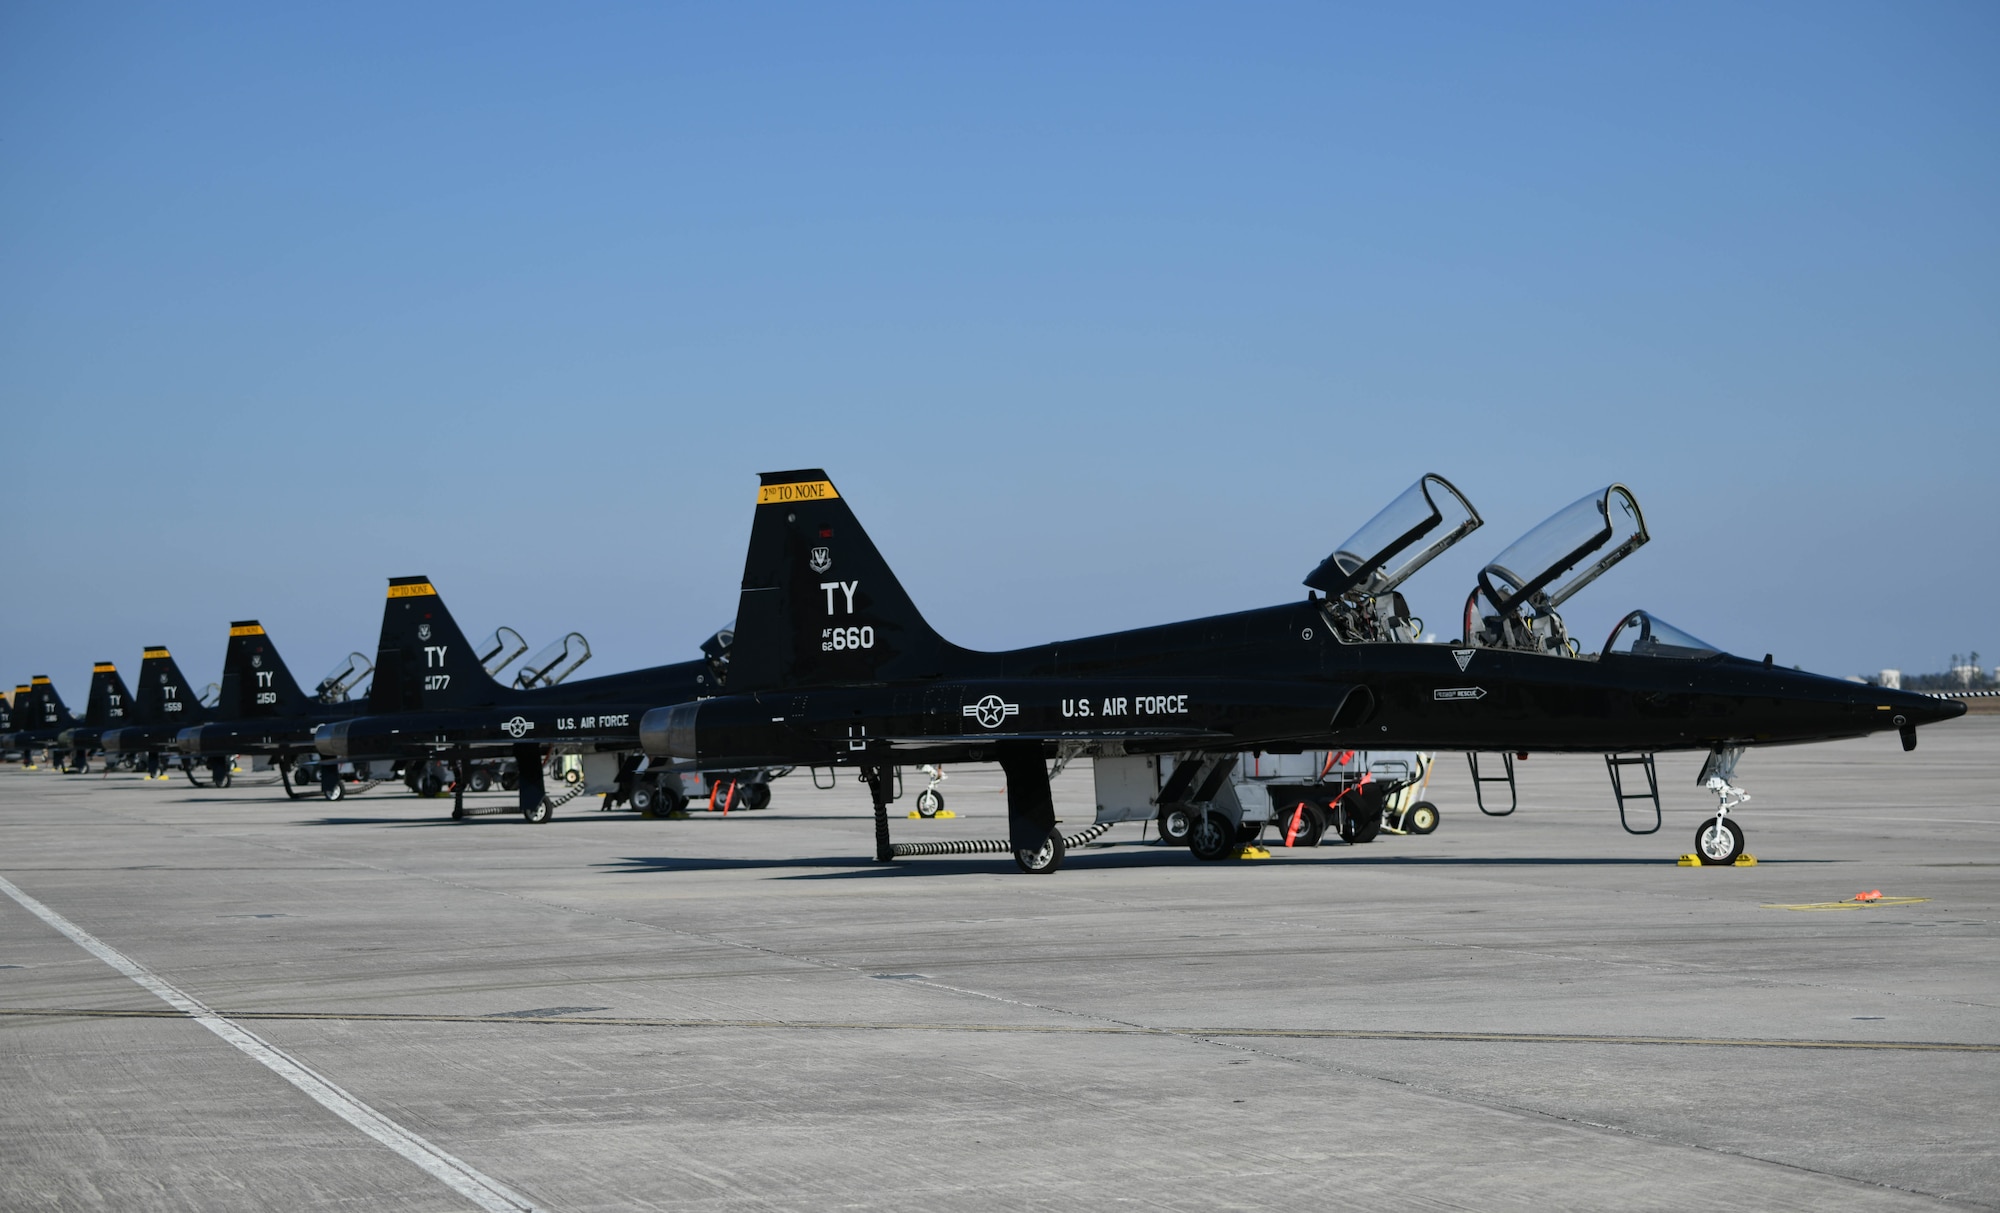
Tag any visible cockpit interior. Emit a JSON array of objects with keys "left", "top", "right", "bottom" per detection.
[
  {"left": 1307, "top": 474, "right": 1482, "bottom": 644},
  {"left": 1464, "top": 484, "right": 1648, "bottom": 657}
]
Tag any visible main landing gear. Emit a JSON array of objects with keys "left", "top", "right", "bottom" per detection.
[{"left": 516, "top": 743, "right": 552, "bottom": 823}]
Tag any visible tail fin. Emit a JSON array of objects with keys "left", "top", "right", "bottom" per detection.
[
  {"left": 82, "top": 663, "right": 134, "bottom": 729},
  {"left": 218, "top": 622, "right": 313, "bottom": 719},
  {"left": 135, "top": 646, "right": 208, "bottom": 725},
  {"left": 26, "top": 675, "right": 69, "bottom": 727},
  {"left": 367, "top": 577, "right": 502, "bottom": 712},
  {"left": 8, "top": 684, "right": 29, "bottom": 730},
  {"left": 730, "top": 470, "right": 953, "bottom": 691}
]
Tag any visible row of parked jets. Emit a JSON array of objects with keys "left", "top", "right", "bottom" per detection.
[{"left": 2, "top": 470, "right": 1964, "bottom": 874}]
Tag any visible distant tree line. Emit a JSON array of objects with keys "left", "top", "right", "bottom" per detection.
[{"left": 1903, "top": 651, "right": 1996, "bottom": 692}]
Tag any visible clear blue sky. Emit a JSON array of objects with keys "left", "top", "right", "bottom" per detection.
[{"left": 4, "top": 2, "right": 1995, "bottom": 705}]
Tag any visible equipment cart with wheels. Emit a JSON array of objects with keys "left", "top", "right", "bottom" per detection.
[{"left": 1094, "top": 748, "right": 1442, "bottom": 858}]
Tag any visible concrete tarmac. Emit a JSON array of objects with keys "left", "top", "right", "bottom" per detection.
[{"left": 3, "top": 719, "right": 1997, "bottom": 1211}]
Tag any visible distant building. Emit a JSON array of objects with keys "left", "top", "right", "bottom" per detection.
[
  {"left": 1951, "top": 665, "right": 1981, "bottom": 687},
  {"left": 1880, "top": 669, "right": 1902, "bottom": 690}
]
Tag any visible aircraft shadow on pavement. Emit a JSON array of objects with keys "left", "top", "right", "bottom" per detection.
[
  {"left": 298, "top": 814, "right": 642, "bottom": 828},
  {"left": 599, "top": 847, "right": 1831, "bottom": 879},
  {"left": 600, "top": 855, "right": 882, "bottom": 874}
]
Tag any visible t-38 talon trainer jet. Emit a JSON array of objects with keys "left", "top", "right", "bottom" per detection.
[
  {"left": 637, "top": 469, "right": 1964, "bottom": 874},
  {"left": 102, "top": 646, "right": 216, "bottom": 778},
  {"left": 173, "top": 621, "right": 365, "bottom": 788},
  {"left": 4, "top": 675, "right": 79, "bottom": 769},
  {"left": 53, "top": 661, "right": 136, "bottom": 772},
  {"left": 313, "top": 576, "right": 728, "bottom": 821},
  {"left": 0, "top": 683, "right": 30, "bottom": 762}
]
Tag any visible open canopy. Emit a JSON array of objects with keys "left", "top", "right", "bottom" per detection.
[
  {"left": 1305, "top": 474, "right": 1482, "bottom": 599},
  {"left": 477, "top": 626, "right": 528, "bottom": 677},
  {"left": 514, "top": 632, "right": 592, "bottom": 689},
  {"left": 1478, "top": 484, "right": 1648, "bottom": 618},
  {"left": 314, "top": 653, "right": 373, "bottom": 703}
]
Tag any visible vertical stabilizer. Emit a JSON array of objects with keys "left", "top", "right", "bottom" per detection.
[
  {"left": 135, "top": 647, "right": 209, "bottom": 726},
  {"left": 83, "top": 663, "right": 134, "bottom": 729},
  {"left": 28, "top": 675, "right": 69, "bottom": 728},
  {"left": 218, "top": 623, "right": 313, "bottom": 719},
  {"left": 730, "top": 470, "right": 953, "bottom": 691},
  {"left": 368, "top": 577, "right": 499, "bottom": 712}
]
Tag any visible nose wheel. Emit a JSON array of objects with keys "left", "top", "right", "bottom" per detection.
[{"left": 1695, "top": 816, "right": 1745, "bottom": 864}]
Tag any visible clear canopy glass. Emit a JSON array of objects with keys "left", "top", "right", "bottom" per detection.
[
  {"left": 477, "top": 626, "right": 528, "bottom": 677},
  {"left": 1603, "top": 611, "right": 1723, "bottom": 660},
  {"left": 1480, "top": 484, "right": 1648, "bottom": 615},
  {"left": 700, "top": 622, "right": 735, "bottom": 662},
  {"left": 315, "top": 653, "right": 374, "bottom": 702},
  {"left": 1305, "top": 474, "right": 1482, "bottom": 598},
  {"left": 514, "top": 632, "right": 592, "bottom": 689}
]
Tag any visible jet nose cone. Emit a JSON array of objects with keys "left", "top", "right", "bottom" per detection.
[{"left": 1909, "top": 692, "right": 1969, "bottom": 725}]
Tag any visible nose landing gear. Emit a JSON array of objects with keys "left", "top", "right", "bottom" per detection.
[{"left": 1693, "top": 745, "right": 1750, "bottom": 865}]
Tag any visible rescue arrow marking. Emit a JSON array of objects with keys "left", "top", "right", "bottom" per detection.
[{"left": 1434, "top": 687, "right": 1487, "bottom": 701}]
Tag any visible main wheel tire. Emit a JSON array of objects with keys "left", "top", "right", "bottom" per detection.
[
  {"left": 629, "top": 784, "right": 656, "bottom": 814},
  {"left": 322, "top": 781, "right": 344, "bottom": 802},
  {"left": 740, "top": 782, "right": 771, "bottom": 811},
  {"left": 1188, "top": 812, "right": 1235, "bottom": 862},
  {"left": 1340, "top": 806, "right": 1382, "bottom": 844},
  {"left": 524, "top": 798, "right": 553, "bottom": 824},
  {"left": 1695, "top": 816, "right": 1745, "bottom": 865},
  {"left": 1013, "top": 832, "right": 1066, "bottom": 874},
  {"left": 1157, "top": 806, "right": 1193, "bottom": 846},
  {"left": 418, "top": 773, "right": 444, "bottom": 798},
  {"left": 1406, "top": 801, "right": 1440, "bottom": 835},
  {"left": 214, "top": 772, "right": 232, "bottom": 789},
  {"left": 915, "top": 788, "right": 944, "bottom": 818},
  {"left": 469, "top": 768, "right": 493, "bottom": 793},
  {"left": 500, "top": 771, "right": 519, "bottom": 792},
  {"left": 1279, "top": 803, "right": 1326, "bottom": 847}
]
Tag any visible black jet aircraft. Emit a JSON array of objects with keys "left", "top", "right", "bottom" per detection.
[
  {"left": 3, "top": 675, "right": 79, "bottom": 769},
  {"left": 0, "top": 685, "right": 19, "bottom": 760},
  {"left": 636, "top": 469, "right": 1964, "bottom": 873},
  {"left": 313, "top": 576, "right": 720, "bottom": 820},
  {"left": 52, "top": 661, "right": 136, "bottom": 772},
  {"left": 102, "top": 645, "right": 217, "bottom": 778},
  {"left": 173, "top": 621, "right": 365, "bottom": 788}
]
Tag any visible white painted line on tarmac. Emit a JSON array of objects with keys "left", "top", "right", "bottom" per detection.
[{"left": 0, "top": 874, "right": 541, "bottom": 1213}]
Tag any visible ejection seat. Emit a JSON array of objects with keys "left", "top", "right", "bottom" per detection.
[
  {"left": 1308, "top": 473, "right": 1483, "bottom": 644},
  {"left": 1462, "top": 484, "right": 1649, "bottom": 656}
]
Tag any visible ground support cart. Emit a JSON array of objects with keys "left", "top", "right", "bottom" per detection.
[{"left": 1093, "top": 749, "right": 1440, "bottom": 861}]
